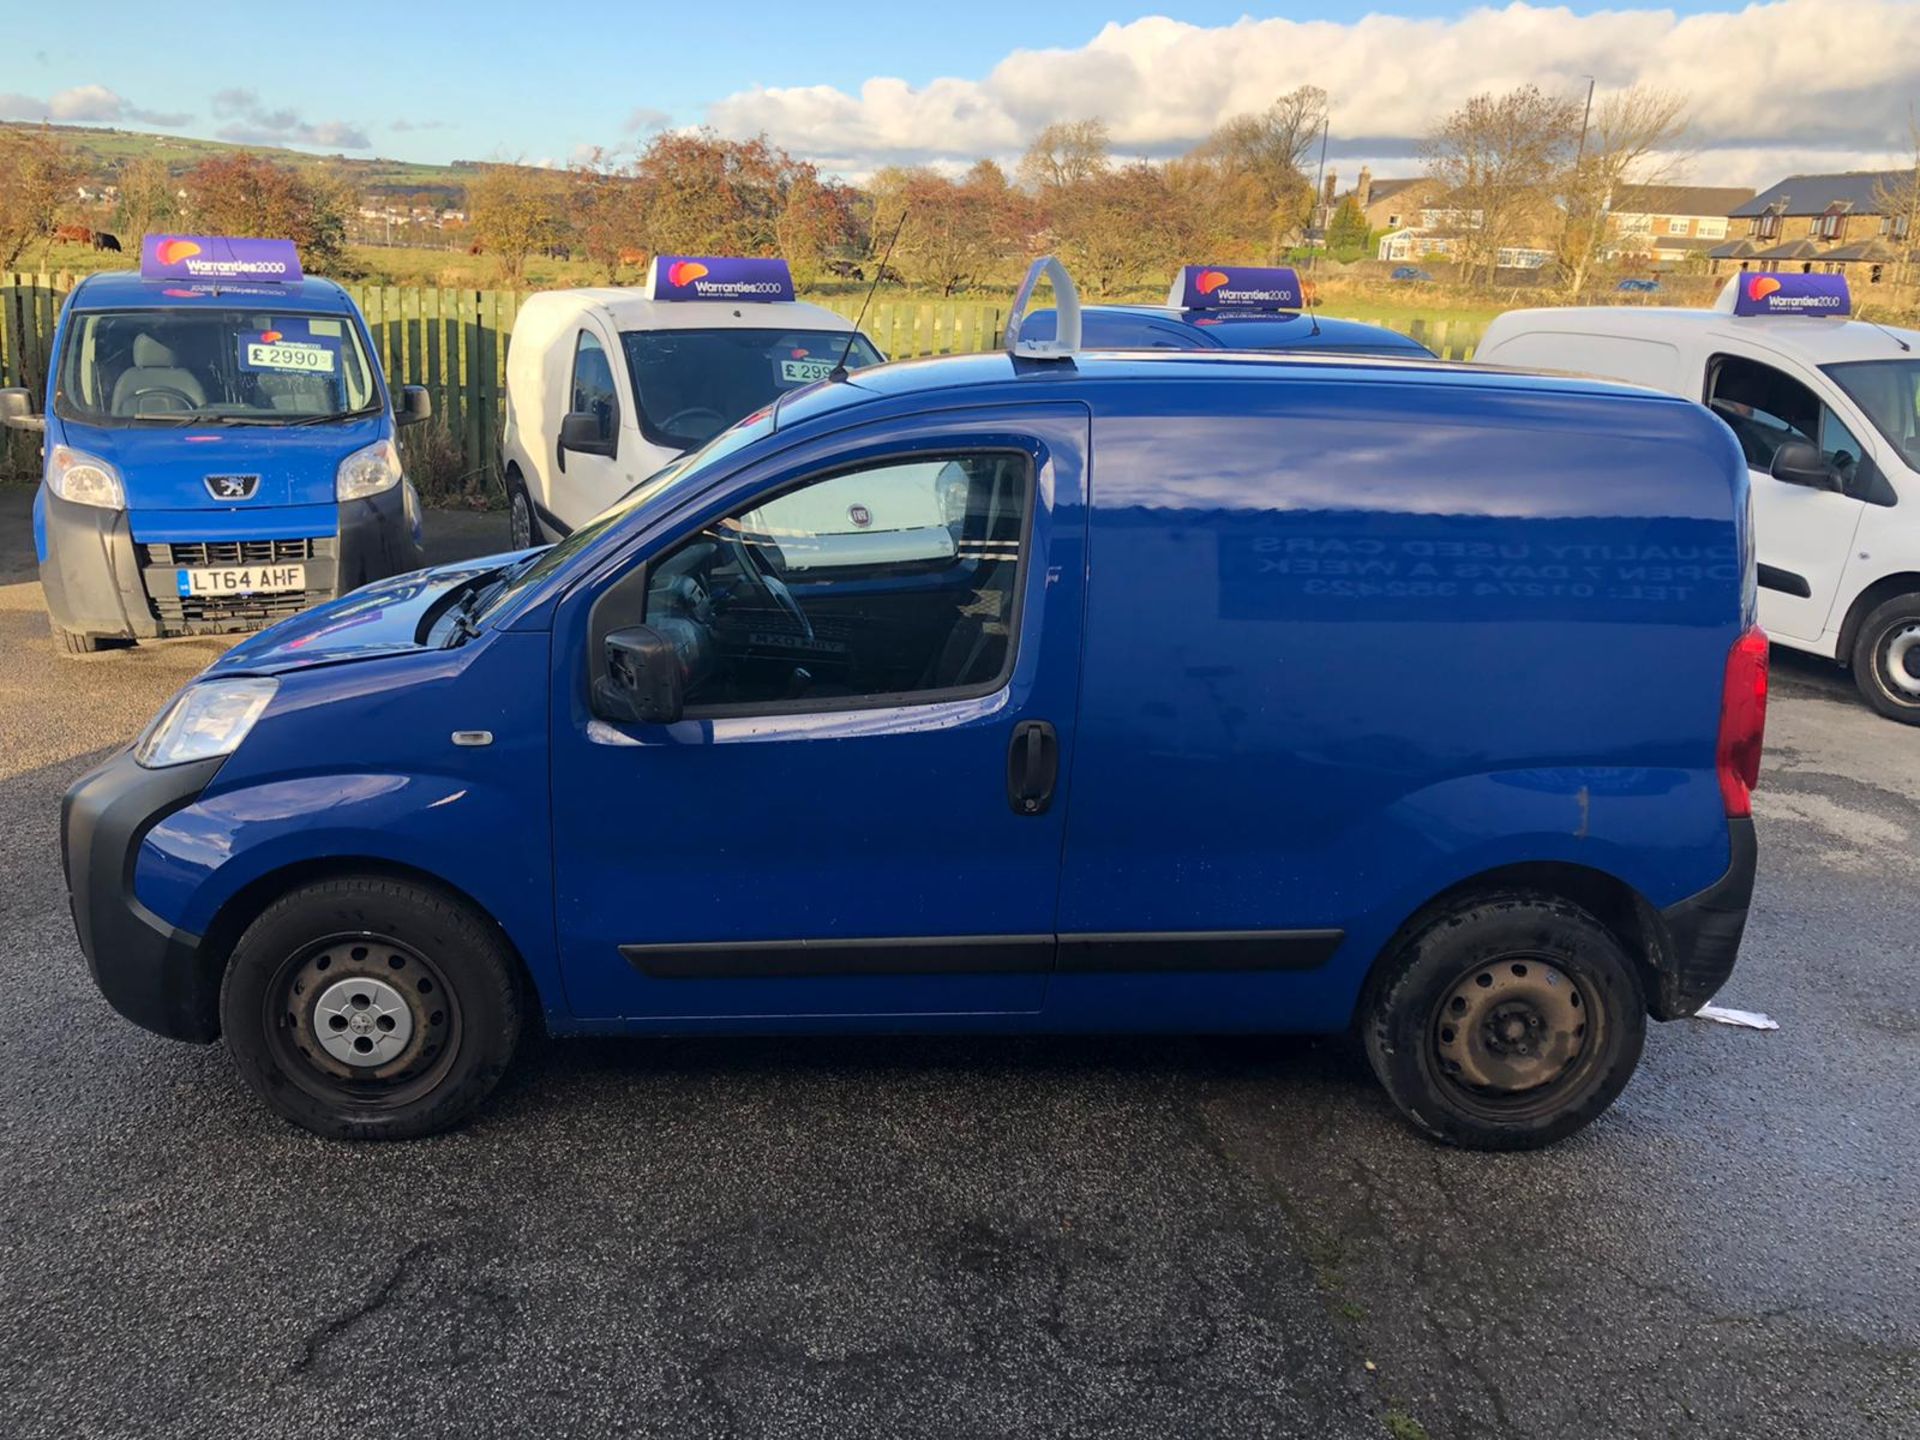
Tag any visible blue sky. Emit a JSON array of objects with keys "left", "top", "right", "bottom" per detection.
[{"left": 6, "top": 1, "right": 1914, "bottom": 185}]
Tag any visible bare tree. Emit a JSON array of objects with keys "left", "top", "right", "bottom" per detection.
[
  {"left": 1182, "top": 85, "right": 1328, "bottom": 257},
  {"left": 1560, "top": 85, "right": 1691, "bottom": 295},
  {"left": 1423, "top": 84, "right": 1580, "bottom": 284},
  {"left": 1872, "top": 112, "right": 1920, "bottom": 289},
  {"left": 1017, "top": 119, "right": 1111, "bottom": 193}
]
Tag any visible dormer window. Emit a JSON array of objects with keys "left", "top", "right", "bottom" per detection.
[
  {"left": 1817, "top": 202, "right": 1851, "bottom": 241},
  {"left": 1755, "top": 204, "right": 1784, "bottom": 241}
]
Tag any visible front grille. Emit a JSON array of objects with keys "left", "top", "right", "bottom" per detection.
[
  {"left": 138, "top": 536, "right": 332, "bottom": 568},
  {"left": 148, "top": 589, "right": 330, "bottom": 633}
]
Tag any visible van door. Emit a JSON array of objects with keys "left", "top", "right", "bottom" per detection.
[
  {"left": 546, "top": 405, "right": 1090, "bottom": 1020},
  {"left": 1705, "top": 350, "right": 1871, "bottom": 642},
  {"left": 552, "top": 325, "right": 627, "bottom": 531}
]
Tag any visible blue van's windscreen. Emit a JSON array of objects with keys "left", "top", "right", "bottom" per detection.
[{"left": 56, "top": 309, "right": 379, "bottom": 426}]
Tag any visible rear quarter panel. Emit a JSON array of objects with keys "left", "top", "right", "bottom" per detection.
[{"left": 1053, "top": 374, "right": 1752, "bottom": 1030}]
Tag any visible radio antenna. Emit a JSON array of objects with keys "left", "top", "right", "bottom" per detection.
[
  {"left": 1303, "top": 112, "right": 1330, "bottom": 337},
  {"left": 832, "top": 208, "right": 908, "bottom": 382}
]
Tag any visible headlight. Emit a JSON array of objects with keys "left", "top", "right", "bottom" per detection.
[
  {"left": 336, "top": 439, "right": 402, "bottom": 502},
  {"left": 46, "top": 445, "right": 125, "bottom": 509},
  {"left": 135, "top": 678, "right": 277, "bottom": 769}
]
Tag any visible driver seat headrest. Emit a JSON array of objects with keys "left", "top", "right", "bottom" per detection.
[{"left": 131, "top": 333, "right": 178, "bottom": 368}]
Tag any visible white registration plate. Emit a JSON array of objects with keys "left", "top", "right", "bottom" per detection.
[{"left": 176, "top": 565, "right": 306, "bottom": 597}]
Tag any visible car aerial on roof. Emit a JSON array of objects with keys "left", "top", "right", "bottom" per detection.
[
  {"left": 498, "top": 255, "right": 884, "bottom": 547},
  {"left": 1018, "top": 265, "right": 1433, "bottom": 357},
  {"left": 1477, "top": 271, "right": 1920, "bottom": 721},
  {"left": 63, "top": 258, "right": 1764, "bottom": 1150},
  {"left": 0, "top": 235, "right": 430, "bottom": 654}
]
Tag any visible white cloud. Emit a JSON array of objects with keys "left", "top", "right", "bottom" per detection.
[
  {"left": 699, "top": 0, "right": 1920, "bottom": 183},
  {"left": 624, "top": 106, "right": 671, "bottom": 134},
  {"left": 0, "top": 83, "right": 189, "bottom": 127},
  {"left": 210, "top": 87, "right": 371, "bottom": 151}
]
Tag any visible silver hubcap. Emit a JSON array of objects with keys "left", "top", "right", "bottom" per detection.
[
  {"left": 314, "top": 975, "right": 414, "bottom": 1067},
  {"left": 1884, "top": 624, "right": 1920, "bottom": 697},
  {"left": 510, "top": 493, "right": 532, "bottom": 549}
]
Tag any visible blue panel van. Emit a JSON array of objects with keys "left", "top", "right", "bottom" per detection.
[
  {"left": 0, "top": 236, "right": 430, "bottom": 654},
  {"left": 59, "top": 261, "right": 1767, "bottom": 1149}
]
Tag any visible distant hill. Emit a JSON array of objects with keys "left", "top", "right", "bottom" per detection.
[{"left": 2, "top": 120, "right": 477, "bottom": 203}]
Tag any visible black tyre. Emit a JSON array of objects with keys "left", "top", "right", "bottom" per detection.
[
  {"left": 506, "top": 470, "right": 540, "bottom": 550},
  {"left": 220, "top": 876, "right": 522, "bottom": 1140},
  {"left": 1362, "top": 891, "right": 1646, "bottom": 1150},
  {"left": 1849, "top": 594, "right": 1920, "bottom": 724}
]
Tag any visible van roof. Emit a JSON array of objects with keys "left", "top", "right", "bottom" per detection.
[
  {"left": 67, "top": 270, "right": 360, "bottom": 314},
  {"left": 517, "top": 286, "right": 857, "bottom": 334},
  {"left": 1487, "top": 303, "right": 1920, "bottom": 365},
  {"left": 812, "top": 346, "right": 1692, "bottom": 413},
  {"left": 1025, "top": 304, "right": 1432, "bottom": 355}
]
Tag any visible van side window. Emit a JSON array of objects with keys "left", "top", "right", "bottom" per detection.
[
  {"left": 1707, "top": 354, "right": 1862, "bottom": 481},
  {"left": 646, "top": 453, "right": 1031, "bottom": 714},
  {"left": 569, "top": 331, "right": 618, "bottom": 446}
]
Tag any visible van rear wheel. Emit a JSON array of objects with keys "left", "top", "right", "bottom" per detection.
[
  {"left": 1850, "top": 594, "right": 1920, "bottom": 724},
  {"left": 219, "top": 876, "right": 522, "bottom": 1140},
  {"left": 1363, "top": 892, "right": 1645, "bottom": 1150}
]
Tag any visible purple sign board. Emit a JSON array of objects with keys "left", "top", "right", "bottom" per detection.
[
  {"left": 1731, "top": 272, "right": 1851, "bottom": 317},
  {"left": 140, "top": 235, "right": 303, "bottom": 284},
  {"left": 1171, "top": 264, "right": 1303, "bottom": 311},
  {"left": 646, "top": 256, "right": 795, "bottom": 303}
]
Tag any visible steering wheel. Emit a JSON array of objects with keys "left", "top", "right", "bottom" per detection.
[
  {"left": 128, "top": 385, "right": 199, "bottom": 416},
  {"left": 725, "top": 528, "right": 813, "bottom": 643},
  {"left": 659, "top": 406, "right": 727, "bottom": 440}
]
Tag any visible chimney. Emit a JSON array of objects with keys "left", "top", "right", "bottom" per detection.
[
  {"left": 1357, "top": 166, "right": 1373, "bottom": 210},
  {"left": 1324, "top": 169, "right": 1338, "bottom": 205}
]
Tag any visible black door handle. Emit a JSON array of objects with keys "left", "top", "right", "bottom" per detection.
[{"left": 1007, "top": 720, "right": 1058, "bottom": 816}]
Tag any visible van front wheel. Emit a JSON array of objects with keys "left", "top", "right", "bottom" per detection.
[
  {"left": 506, "top": 471, "right": 540, "bottom": 551},
  {"left": 219, "top": 876, "right": 522, "bottom": 1140},
  {"left": 1363, "top": 892, "right": 1645, "bottom": 1150},
  {"left": 1850, "top": 594, "right": 1920, "bottom": 723}
]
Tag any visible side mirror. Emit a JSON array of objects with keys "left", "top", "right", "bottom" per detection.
[
  {"left": 0, "top": 388, "right": 43, "bottom": 433},
  {"left": 395, "top": 385, "right": 432, "bottom": 428},
  {"left": 560, "top": 410, "right": 616, "bottom": 458},
  {"left": 1770, "top": 439, "right": 1839, "bottom": 490},
  {"left": 594, "top": 625, "right": 684, "bottom": 725}
]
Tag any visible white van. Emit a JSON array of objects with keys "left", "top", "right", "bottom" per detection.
[
  {"left": 500, "top": 256, "right": 883, "bottom": 544},
  {"left": 1478, "top": 274, "right": 1920, "bottom": 720}
]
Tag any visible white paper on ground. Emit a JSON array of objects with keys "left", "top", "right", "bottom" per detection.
[{"left": 1693, "top": 1004, "right": 1779, "bottom": 1031}]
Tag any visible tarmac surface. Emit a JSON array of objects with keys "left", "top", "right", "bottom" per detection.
[{"left": 0, "top": 483, "right": 1914, "bottom": 1438}]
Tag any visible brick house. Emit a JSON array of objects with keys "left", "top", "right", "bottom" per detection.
[
  {"left": 1601, "top": 184, "right": 1754, "bottom": 266},
  {"left": 1336, "top": 169, "right": 1444, "bottom": 235},
  {"left": 1709, "top": 171, "right": 1918, "bottom": 283}
]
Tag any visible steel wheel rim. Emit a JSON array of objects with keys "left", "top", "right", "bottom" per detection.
[
  {"left": 1432, "top": 955, "right": 1598, "bottom": 1115},
  {"left": 510, "top": 492, "right": 532, "bottom": 550},
  {"left": 264, "top": 931, "right": 462, "bottom": 1109},
  {"left": 1881, "top": 623, "right": 1920, "bottom": 698}
]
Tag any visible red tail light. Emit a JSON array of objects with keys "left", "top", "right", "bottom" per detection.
[{"left": 1717, "top": 626, "right": 1769, "bottom": 818}]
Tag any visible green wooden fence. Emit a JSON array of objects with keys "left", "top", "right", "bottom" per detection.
[{"left": 2, "top": 272, "right": 1482, "bottom": 489}]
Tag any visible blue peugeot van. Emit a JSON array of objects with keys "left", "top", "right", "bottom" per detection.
[
  {"left": 0, "top": 235, "right": 429, "bottom": 654},
  {"left": 1018, "top": 264, "right": 1435, "bottom": 357},
  {"left": 60, "top": 260, "right": 1767, "bottom": 1149}
]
